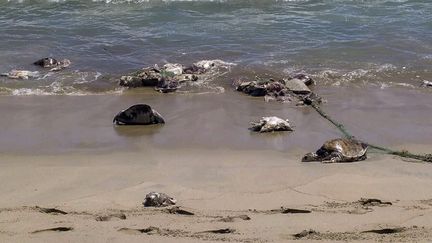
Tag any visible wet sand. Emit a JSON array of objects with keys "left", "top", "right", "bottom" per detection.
[
  {"left": 1, "top": 86, "right": 432, "bottom": 242},
  {"left": 0, "top": 86, "right": 431, "bottom": 155}
]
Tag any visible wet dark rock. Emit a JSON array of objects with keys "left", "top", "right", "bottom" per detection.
[
  {"left": 143, "top": 192, "right": 176, "bottom": 207},
  {"left": 113, "top": 104, "right": 165, "bottom": 125}
]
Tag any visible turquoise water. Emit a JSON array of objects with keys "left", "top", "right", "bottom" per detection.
[{"left": 0, "top": 0, "right": 431, "bottom": 94}]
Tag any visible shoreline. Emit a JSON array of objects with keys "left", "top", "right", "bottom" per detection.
[{"left": 0, "top": 86, "right": 431, "bottom": 155}]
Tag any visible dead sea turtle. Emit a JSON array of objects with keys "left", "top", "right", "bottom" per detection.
[
  {"left": 290, "top": 73, "right": 315, "bottom": 86},
  {"left": 250, "top": 116, "right": 294, "bottom": 133},
  {"left": 422, "top": 80, "right": 432, "bottom": 87},
  {"left": 33, "top": 57, "right": 71, "bottom": 71},
  {"left": 113, "top": 104, "right": 165, "bottom": 125},
  {"left": 302, "top": 138, "right": 368, "bottom": 163},
  {"left": 143, "top": 192, "right": 176, "bottom": 207},
  {"left": 0, "top": 70, "right": 39, "bottom": 79}
]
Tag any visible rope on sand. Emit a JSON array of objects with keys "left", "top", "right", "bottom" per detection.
[{"left": 309, "top": 103, "right": 432, "bottom": 163}]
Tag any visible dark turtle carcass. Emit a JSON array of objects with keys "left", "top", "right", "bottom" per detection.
[{"left": 302, "top": 138, "right": 368, "bottom": 163}]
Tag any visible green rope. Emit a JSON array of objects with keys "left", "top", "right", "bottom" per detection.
[
  {"left": 310, "top": 103, "right": 354, "bottom": 139},
  {"left": 310, "top": 103, "right": 432, "bottom": 163}
]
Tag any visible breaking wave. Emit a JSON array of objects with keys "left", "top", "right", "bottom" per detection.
[{"left": 0, "top": 59, "right": 235, "bottom": 96}]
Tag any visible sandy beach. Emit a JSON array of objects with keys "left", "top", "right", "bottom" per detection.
[{"left": 2, "top": 145, "right": 432, "bottom": 242}]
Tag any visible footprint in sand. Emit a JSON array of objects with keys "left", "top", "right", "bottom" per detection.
[
  {"left": 32, "top": 227, "right": 73, "bottom": 234},
  {"left": 34, "top": 206, "right": 68, "bottom": 215},
  {"left": 95, "top": 213, "right": 126, "bottom": 221}
]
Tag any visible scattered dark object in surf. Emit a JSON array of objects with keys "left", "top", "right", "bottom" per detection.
[
  {"left": 155, "top": 76, "right": 184, "bottom": 93},
  {"left": 165, "top": 206, "right": 194, "bottom": 215},
  {"left": 113, "top": 104, "right": 165, "bottom": 125},
  {"left": 358, "top": 198, "right": 392, "bottom": 206},
  {"left": 302, "top": 138, "right": 368, "bottom": 163},
  {"left": 290, "top": 73, "right": 315, "bottom": 86},
  {"left": 219, "top": 214, "right": 251, "bottom": 222},
  {"left": 198, "top": 228, "right": 235, "bottom": 234},
  {"left": 310, "top": 103, "right": 432, "bottom": 163},
  {"left": 183, "top": 64, "right": 206, "bottom": 74},
  {"left": 118, "top": 226, "right": 160, "bottom": 235},
  {"left": 95, "top": 213, "right": 126, "bottom": 221},
  {"left": 0, "top": 70, "right": 39, "bottom": 79},
  {"left": 119, "top": 60, "right": 228, "bottom": 93},
  {"left": 421, "top": 80, "right": 432, "bottom": 87},
  {"left": 33, "top": 57, "right": 71, "bottom": 71},
  {"left": 119, "top": 67, "right": 161, "bottom": 87},
  {"left": 293, "top": 229, "right": 319, "bottom": 239},
  {"left": 249, "top": 116, "right": 294, "bottom": 133},
  {"left": 234, "top": 76, "right": 322, "bottom": 105},
  {"left": 143, "top": 192, "right": 176, "bottom": 207},
  {"left": 362, "top": 227, "right": 405, "bottom": 234},
  {"left": 35, "top": 206, "right": 68, "bottom": 215},
  {"left": 301, "top": 92, "right": 323, "bottom": 106},
  {"left": 32, "top": 227, "right": 73, "bottom": 234},
  {"left": 284, "top": 77, "right": 311, "bottom": 94}
]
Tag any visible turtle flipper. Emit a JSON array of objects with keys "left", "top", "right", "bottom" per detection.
[{"left": 321, "top": 152, "right": 343, "bottom": 163}]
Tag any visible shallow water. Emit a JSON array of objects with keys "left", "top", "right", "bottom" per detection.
[
  {"left": 0, "top": 0, "right": 432, "bottom": 94},
  {"left": 0, "top": 86, "right": 430, "bottom": 155}
]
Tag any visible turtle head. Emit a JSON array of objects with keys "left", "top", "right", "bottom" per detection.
[
  {"left": 151, "top": 109, "right": 165, "bottom": 124},
  {"left": 113, "top": 110, "right": 129, "bottom": 125},
  {"left": 302, "top": 152, "right": 320, "bottom": 162}
]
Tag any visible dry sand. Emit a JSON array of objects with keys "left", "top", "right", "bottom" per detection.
[{"left": 1, "top": 146, "right": 432, "bottom": 242}]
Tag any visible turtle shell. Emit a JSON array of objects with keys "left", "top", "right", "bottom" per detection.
[{"left": 322, "top": 138, "right": 368, "bottom": 159}]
